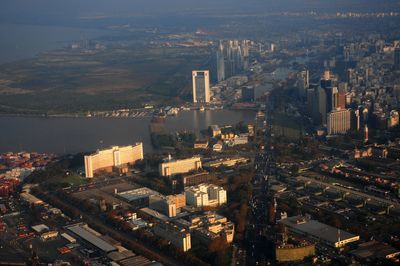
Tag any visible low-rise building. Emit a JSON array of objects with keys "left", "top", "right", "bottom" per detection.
[
  {"left": 209, "top": 125, "right": 221, "bottom": 137},
  {"left": 194, "top": 140, "right": 209, "bottom": 149},
  {"left": 279, "top": 216, "right": 359, "bottom": 248},
  {"left": 174, "top": 212, "right": 234, "bottom": 244},
  {"left": 203, "top": 157, "right": 249, "bottom": 168},
  {"left": 350, "top": 240, "right": 400, "bottom": 261},
  {"left": 117, "top": 187, "right": 161, "bottom": 207}
]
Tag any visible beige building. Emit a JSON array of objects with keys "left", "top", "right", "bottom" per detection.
[
  {"left": 203, "top": 157, "right": 249, "bottom": 168},
  {"left": 192, "top": 70, "right": 210, "bottom": 103},
  {"left": 154, "top": 223, "right": 191, "bottom": 252},
  {"left": 159, "top": 156, "right": 202, "bottom": 177},
  {"left": 149, "top": 194, "right": 186, "bottom": 218},
  {"left": 84, "top": 143, "right": 143, "bottom": 178},
  {"left": 175, "top": 212, "right": 234, "bottom": 244},
  {"left": 327, "top": 109, "right": 351, "bottom": 135},
  {"left": 185, "top": 183, "right": 227, "bottom": 207}
]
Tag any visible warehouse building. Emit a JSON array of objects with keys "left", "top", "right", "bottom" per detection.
[{"left": 278, "top": 216, "right": 359, "bottom": 248}]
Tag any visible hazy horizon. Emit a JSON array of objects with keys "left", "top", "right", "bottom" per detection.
[{"left": 1, "top": 0, "right": 400, "bottom": 25}]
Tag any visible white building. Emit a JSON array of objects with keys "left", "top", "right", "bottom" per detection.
[
  {"left": 84, "top": 143, "right": 143, "bottom": 178},
  {"left": 185, "top": 184, "right": 227, "bottom": 207},
  {"left": 327, "top": 109, "right": 352, "bottom": 135},
  {"left": 192, "top": 70, "right": 210, "bottom": 103}
]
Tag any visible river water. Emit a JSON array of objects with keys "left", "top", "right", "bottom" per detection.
[{"left": 0, "top": 110, "right": 256, "bottom": 154}]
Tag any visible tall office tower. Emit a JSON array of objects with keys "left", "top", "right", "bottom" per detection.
[
  {"left": 317, "top": 87, "right": 327, "bottom": 125},
  {"left": 395, "top": 48, "right": 400, "bottom": 70},
  {"left": 321, "top": 70, "right": 333, "bottom": 89},
  {"left": 346, "top": 68, "right": 355, "bottom": 84},
  {"left": 217, "top": 42, "right": 225, "bottom": 82},
  {"left": 327, "top": 109, "right": 351, "bottom": 135},
  {"left": 306, "top": 88, "right": 315, "bottom": 116},
  {"left": 389, "top": 110, "right": 400, "bottom": 128},
  {"left": 241, "top": 86, "right": 255, "bottom": 102},
  {"left": 352, "top": 109, "right": 361, "bottom": 131},
  {"left": 192, "top": 70, "right": 210, "bottom": 103},
  {"left": 299, "top": 70, "right": 310, "bottom": 98},
  {"left": 364, "top": 125, "right": 369, "bottom": 143},
  {"left": 216, "top": 40, "right": 250, "bottom": 81},
  {"left": 325, "top": 86, "right": 338, "bottom": 113},
  {"left": 336, "top": 83, "right": 347, "bottom": 109}
]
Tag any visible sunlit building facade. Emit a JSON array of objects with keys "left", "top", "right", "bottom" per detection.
[{"left": 84, "top": 143, "right": 143, "bottom": 178}]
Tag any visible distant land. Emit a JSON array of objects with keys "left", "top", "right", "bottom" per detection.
[{"left": 0, "top": 42, "right": 212, "bottom": 114}]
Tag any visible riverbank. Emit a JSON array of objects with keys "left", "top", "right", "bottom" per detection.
[{"left": 0, "top": 109, "right": 256, "bottom": 154}]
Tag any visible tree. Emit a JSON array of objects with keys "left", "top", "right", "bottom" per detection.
[{"left": 208, "top": 236, "right": 228, "bottom": 253}]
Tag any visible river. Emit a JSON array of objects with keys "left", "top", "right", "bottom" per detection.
[{"left": 0, "top": 110, "right": 256, "bottom": 154}]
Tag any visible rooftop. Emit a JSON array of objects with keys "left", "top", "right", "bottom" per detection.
[
  {"left": 117, "top": 188, "right": 161, "bottom": 202},
  {"left": 67, "top": 224, "right": 117, "bottom": 253},
  {"left": 279, "top": 216, "right": 358, "bottom": 245}
]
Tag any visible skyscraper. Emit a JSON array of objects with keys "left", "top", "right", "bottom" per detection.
[
  {"left": 336, "top": 83, "right": 347, "bottom": 110},
  {"left": 192, "top": 70, "right": 210, "bottom": 103},
  {"left": 394, "top": 48, "right": 400, "bottom": 70},
  {"left": 217, "top": 42, "right": 225, "bottom": 82},
  {"left": 317, "top": 87, "right": 327, "bottom": 125},
  {"left": 299, "top": 70, "right": 310, "bottom": 98},
  {"left": 327, "top": 109, "right": 352, "bottom": 135},
  {"left": 216, "top": 40, "right": 250, "bottom": 82}
]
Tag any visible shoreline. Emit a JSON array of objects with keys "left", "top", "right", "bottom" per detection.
[{"left": 0, "top": 107, "right": 258, "bottom": 119}]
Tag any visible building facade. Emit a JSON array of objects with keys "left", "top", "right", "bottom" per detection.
[
  {"left": 159, "top": 156, "right": 202, "bottom": 177},
  {"left": 185, "top": 184, "right": 227, "bottom": 207},
  {"left": 192, "top": 70, "right": 210, "bottom": 103},
  {"left": 327, "top": 109, "right": 352, "bottom": 135},
  {"left": 84, "top": 143, "right": 143, "bottom": 178},
  {"left": 153, "top": 223, "right": 191, "bottom": 252}
]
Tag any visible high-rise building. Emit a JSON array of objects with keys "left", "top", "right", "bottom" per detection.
[
  {"left": 394, "top": 48, "right": 400, "bottom": 70},
  {"left": 324, "top": 86, "right": 338, "bottom": 113},
  {"left": 327, "top": 109, "right": 352, "bottom": 135},
  {"left": 241, "top": 86, "right": 255, "bottom": 102},
  {"left": 216, "top": 40, "right": 250, "bottom": 82},
  {"left": 84, "top": 143, "right": 143, "bottom": 178},
  {"left": 306, "top": 88, "right": 315, "bottom": 116},
  {"left": 192, "top": 70, "right": 210, "bottom": 103},
  {"left": 217, "top": 42, "right": 226, "bottom": 82},
  {"left": 299, "top": 70, "right": 309, "bottom": 98},
  {"left": 317, "top": 87, "right": 327, "bottom": 125},
  {"left": 336, "top": 83, "right": 347, "bottom": 109},
  {"left": 159, "top": 156, "right": 202, "bottom": 177},
  {"left": 321, "top": 70, "right": 333, "bottom": 89}
]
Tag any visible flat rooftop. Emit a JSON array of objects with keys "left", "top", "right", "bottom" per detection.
[
  {"left": 117, "top": 187, "right": 161, "bottom": 202},
  {"left": 279, "top": 216, "right": 358, "bottom": 245},
  {"left": 350, "top": 240, "right": 400, "bottom": 260},
  {"left": 67, "top": 224, "right": 117, "bottom": 253}
]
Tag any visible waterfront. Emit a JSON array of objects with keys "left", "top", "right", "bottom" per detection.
[{"left": 0, "top": 109, "right": 256, "bottom": 154}]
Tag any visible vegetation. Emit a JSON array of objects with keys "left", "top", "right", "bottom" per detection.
[{"left": 0, "top": 45, "right": 212, "bottom": 114}]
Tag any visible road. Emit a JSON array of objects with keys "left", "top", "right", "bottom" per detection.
[{"left": 244, "top": 103, "right": 277, "bottom": 266}]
